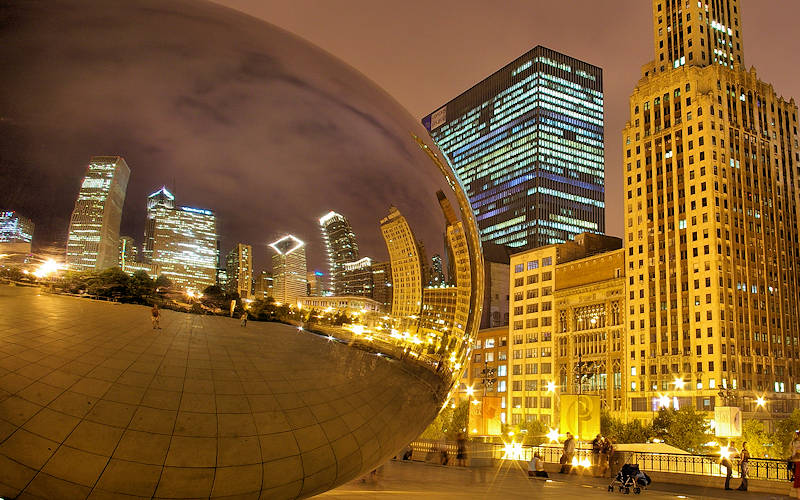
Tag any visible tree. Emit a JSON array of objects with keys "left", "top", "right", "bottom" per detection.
[
  {"left": 651, "top": 407, "right": 711, "bottom": 453},
  {"left": 741, "top": 418, "right": 773, "bottom": 458},
  {"left": 773, "top": 409, "right": 800, "bottom": 458},
  {"left": 601, "top": 409, "right": 652, "bottom": 444},
  {"left": 514, "top": 419, "right": 547, "bottom": 445}
]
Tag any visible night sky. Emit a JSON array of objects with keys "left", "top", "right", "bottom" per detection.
[{"left": 2, "top": 0, "right": 799, "bottom": 272}]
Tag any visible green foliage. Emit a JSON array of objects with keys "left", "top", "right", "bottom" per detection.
[
  {"left": 602, "top": 409, "right": 653, "bottom": 444},
  {"left": 651, "top": 407, "right": 711, "bottom": 453},
  {"left": 513, "top": 419, "right": 547, "bottom": 445},
  {"left": 419, "top": 400, "right": 470, "bottom": 441},
  {"left": 773, "top": 409, "right": 800, "bottom": 458},
  {"left": 55, "top": 268, "right": 155, "bottom": 304},
  {"left": 741, "top": 418, "right": 772, "bottom": 458}
]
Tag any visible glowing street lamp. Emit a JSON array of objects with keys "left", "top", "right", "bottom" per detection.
[
  {"left": 546, "top": 381, "right": 557, "bottom": 393},
  {"left": 547, "top": 427, "right": 560, "bottom": 443},
  {"left": 673, "top": 378, "right": 685, "bottom": 390},
  {"left": 658, "top": 394, "right": 671, "bottom": 409},
  {"left": 756, "top": 396, "right": 767, "bottom": 408},
  {"left": 465, "top": 385, "right": 475, "bottom": 398}
]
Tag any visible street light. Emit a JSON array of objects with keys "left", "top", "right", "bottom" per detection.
[
  {"left": 756, "top": 395, "right": 767, "bottom": 409},
  {"left": 546, "top": 381, "right": 557, "bottom": 393},
  {"left": 673, "top": 377, "right": 685, "bottom": 390},
  {"left": 658, "top": 394, "right": 671, "bottom": 409}
]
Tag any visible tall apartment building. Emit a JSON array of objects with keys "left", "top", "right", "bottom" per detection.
[
  {"left": 340, "top": 257, "right": 373, "bottom": 297},
  {"left": 0, "top": 211, "right": 34, "bottom": 254},
  {"left": 380, "top": 207, "right": 423, "bottom": 330},
  {"left": 270, "top": 235, "right": 307, "bottom": 305},
  {"left": 306, "top": 271, "right": 323, "bottom": 297},
  {"left": 151, "top": 206, "right": 217, "bottom": 290},
  {"left": 226, "top": 243, "right": 253, "bottom": 299},
  {"left": 508, "top": 233, "right": 622, "bottom": 425},
  {"left": 66, "top": 156, "right": 130, "bottom": 271},
  {"left": 142, "top": 187, "right": 175, "bottom": 263},
  {"left": 624, "top": 1, "right": 800, "bottom": 419},
  {"left": 253, "top": 270, "right": 273, "bottom": 300},
  {"left": 319, "top": 211, "right": 359, "bottom": 296},
  {"left": 463, "top": 326, "right": 510, "bottom": 430},
  {"left": 423, "top": 46, "right": 605, "bottom": 249}
]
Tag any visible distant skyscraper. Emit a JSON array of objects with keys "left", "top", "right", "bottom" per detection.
[
  {"left": 306, "top": 271, "right": 323, "bottom": 296},
  {"left": 151, "top": 206, "right": 217, "bottom": 290},
  {"left": 380, "top": 207, "right": 422, "bottom": 326},
  {"left": 253, "top": 270, "right": 273, "bottom": 299},
  {"left": 319, "top": 211, "right": 359, "bottom": 295},
  {"left": 226, "top": 243, "right": 253, "bottom": 299},
  {"left": 143, "top": 186, "right": 175, "bottom": 263},
  {"left": 0, "top": 211, "right": 34, "bottom": 254},
  {"left": 429, "top": 254, "right": 445, "bottom": 286},
  {"left": 118, "top": 236, "right": 137, "bottom": 271},
  {"left": 371, "top": 261, "right": 393, "bottom": 312},
  {"left": 66, "top": 156, "right": 130, "bottom": 271},
  {"left": 270, "top": 235, "right": 307, "bottom": 305},
  {"left": 340, "top": 257, "right": 373, "bottom": 297},
  {"left": 423, "top": 46, "right": 604, "bottom": 249}
]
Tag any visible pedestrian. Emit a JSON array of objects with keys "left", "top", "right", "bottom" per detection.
[
  {"left": 722, "top": 440, "right": 737, "bottom": 490},
  {"left": 790, "top": 430, "right": 800, "bottom": 498},
  {"left": 528, "top": 451, "right": 549, "bottom": 478},
  {"left": 737, "top": 441, "right": 750, "bottom": 491},
  {"left": 402, "top": 444, "right": 413, "bottom": 461},
  {"left": 591, "top": 434, "right": 603, "bottom": 477},
  {"left": 240, "top": 311, "right": 248, "bottom": 327},
  {"left": 560, "top": 432, "right": 575, "bottom": 474},
  {"left": 456, "top": 432, "right": 467, "bottom": 467},
  {"left": 600, "top": 436, "right": 614, "bottom": 478},
  {"left": 151, "top": 304, "right": 161, "bottom": 329}
]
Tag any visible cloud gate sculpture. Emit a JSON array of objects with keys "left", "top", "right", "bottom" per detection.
[{"left": 0, "top": 0, "right": 482, "bottom": 498}]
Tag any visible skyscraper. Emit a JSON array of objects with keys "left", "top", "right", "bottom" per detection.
[
  {"left": 226, "top": 243, "right": 253, "bottom": 299},
  {"left": 319, "top": 211, "right": 359, "bottom": 295},
  {"left": 429, "top": 254, "right": 445, "bottom": 287},
  {"left": 380, "top": 207, "right": 422, "bottom": 328},
  {"left": 253, "top": 270, "right": 273, "bottom": 300},
  {"left": 340, "top": 257, "right": 373, "bottom": 297},
  {"left": 270, "top": 234, "right": 307, "bottom": 305},
  {"left": 371, "top": 261, "right": 393, "bottom": 312},
  {"left": 151, "top": 206, "right": 217, "bottom": 290},
  {"left": 624, "top": 1, "right": 800, "bottom": 419},
  {"left": 118, "top": 236, "right": 137, "bottom": 271},
  {"left": 66, "top": 156, "right": 130, "bottom": 271},
  {"left": 423, "top": 46, "right": 604, "bottom": 249},
  {"left": 143, "top": 186, "right": 175, "bottom": 263},
  {"left": 0, "top": 211, "right": 34, "bottom": 254}
]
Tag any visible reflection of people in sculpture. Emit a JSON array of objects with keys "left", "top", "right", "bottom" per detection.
[{"left": 456, "top": 432, "right": 467, "bottom": 466}]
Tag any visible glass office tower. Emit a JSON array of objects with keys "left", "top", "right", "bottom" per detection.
[{"left": 423, "top": 46, "right": 604, "bottom": 249}]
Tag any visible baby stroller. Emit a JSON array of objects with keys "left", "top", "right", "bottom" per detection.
[{"left": 607, "top": 464, "right": 651, "bottom": 494}]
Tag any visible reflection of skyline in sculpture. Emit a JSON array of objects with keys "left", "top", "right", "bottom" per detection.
[
  {"left": 380, "top": 206, "right": 423, "bottom": 331},
  {"left": 269, "top": 234, "right": 307, "bottom": 304},
  {"left": 151, "top": 205, "right": 217, "bottom": 290},
  {"left": 319, "top": 211, "right": 359, "bottom": 295},
  {"left": 66, "top": 156, "right": 130, "bottom": 271}
]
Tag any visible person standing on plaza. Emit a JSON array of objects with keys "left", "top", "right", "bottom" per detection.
[
  {"left": 240, "top": 311, "right": 248, "bottom": 327},
  {"left": 600, "top": 436, "right": 614, "bottom": 478},
  {"left": 722, "top": 440, "right": 738, "bottom": 490},
  {"left": 737, "top": 441, "right": 750, "bottom": 491},
  {"left": 560, "top": 432, "right": 576, "bottom": 474},
  {"left": 455, "top": 432, "right": 467, "bottom": 467},
  {"left": 591, "top": 434, "right": 603, "bottom": 477},
  {"left": 790, "top": 431, "right": 800, "bottom": 498},
  {"left": 151, "top": 304, "right": 161, "bottom": 329}
]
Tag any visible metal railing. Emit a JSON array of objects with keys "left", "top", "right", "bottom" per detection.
[{"left": 408, "top": 440, "right": 794, "bottom": 482}]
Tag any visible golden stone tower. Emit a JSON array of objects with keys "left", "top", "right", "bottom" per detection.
[{"left": 624, "top": 0, "right": 800, "bottom": 421}]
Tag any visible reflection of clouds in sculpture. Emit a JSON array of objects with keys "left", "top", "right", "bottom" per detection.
[{"left": 0, "top": 0, "right": 447, "bottom": 267}]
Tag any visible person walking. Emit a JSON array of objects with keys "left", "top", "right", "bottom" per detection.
[
  {"left": 591, "top": 434, "right": 603, "bottom": 477},
  {"left": 560, "top": 432, "right": 576, "bottom": 474},
  {"left": 240, "top": 311, "right": 248, "bottom": 327},
  {"left": 737, "top": 441, "right": 750, "bottom": 491},
  {"left": 151, "top": 304, "right": 161, "bottom": 330},
  {"left": 790, "top": 431, "right": 800, "bottom": 498}
]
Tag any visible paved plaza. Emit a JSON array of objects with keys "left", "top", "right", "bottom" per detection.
[
  {"left": 319, "top": 459, "right": 791, "bottom": 499},
  {"left": 0, "top": 286, "right": 445, "bottom": 499}
]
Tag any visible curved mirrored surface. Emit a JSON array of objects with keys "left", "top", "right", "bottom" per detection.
[{"left": 0, "top": 0, "right": 482, "bottom": 498}]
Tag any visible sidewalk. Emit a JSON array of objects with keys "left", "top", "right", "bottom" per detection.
[{"left": 316, "top": 459, "right": 792, "bottom": 499}]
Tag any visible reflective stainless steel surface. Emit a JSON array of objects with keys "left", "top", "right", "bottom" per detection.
[{"left": 0, "top": 0, "right": 482, "bottom": 498}]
